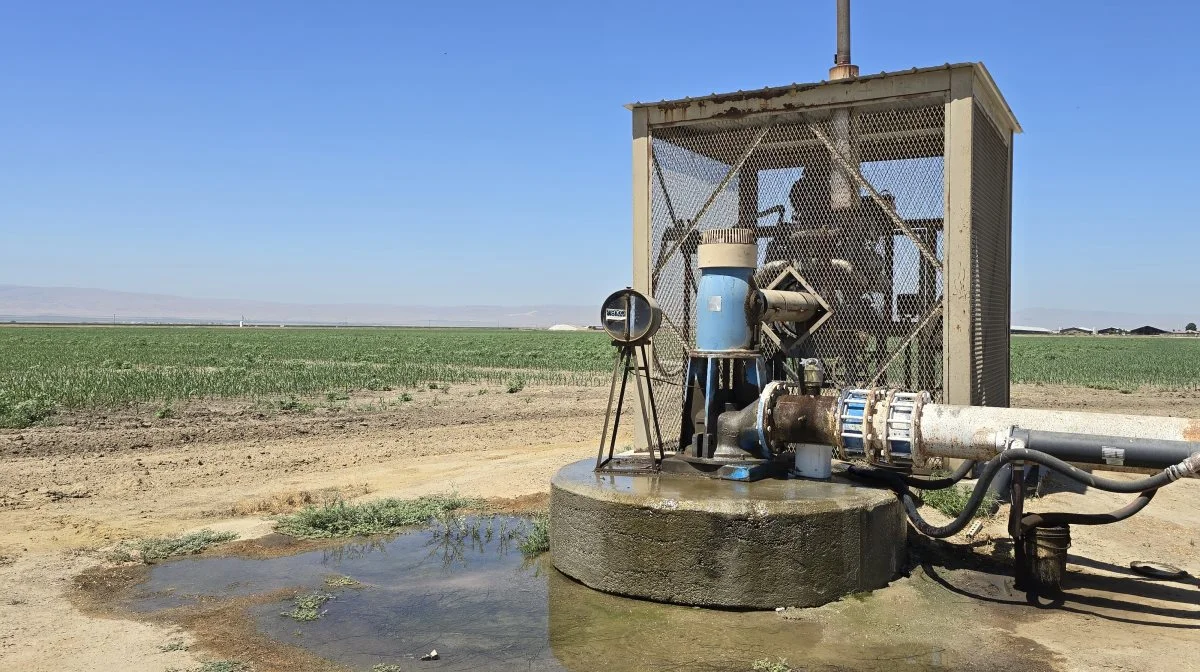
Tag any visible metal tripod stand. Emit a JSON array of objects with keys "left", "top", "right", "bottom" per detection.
[{"left": 595, "top": 343, "right": 666, "bottom": 472}]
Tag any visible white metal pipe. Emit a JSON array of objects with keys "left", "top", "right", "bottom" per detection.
[{"left": 918, "top": 404, "right": 1200, "bottom": 461}]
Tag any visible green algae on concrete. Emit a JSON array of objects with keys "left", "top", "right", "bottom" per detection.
[{"left": 549, "top": 459, "right": 906, "bottom": 608}]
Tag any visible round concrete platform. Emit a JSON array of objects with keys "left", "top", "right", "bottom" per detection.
[{"left": 549, "top": 459, "right": 906, "bottom": 609}]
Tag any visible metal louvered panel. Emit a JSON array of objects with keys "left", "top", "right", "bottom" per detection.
[{"left": 970, "top": 104, "right": 1011, "bottom": 407}]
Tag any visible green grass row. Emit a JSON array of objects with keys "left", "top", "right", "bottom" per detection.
[
  {"left": 5, "top": 327, "right": 1200, "bottom": 428},
  {"left": 0, "top": 326, "right": 615, "bottom": 421},
  {"left": 1011, "top": 334, "right": 1200, "bottom": 391}
]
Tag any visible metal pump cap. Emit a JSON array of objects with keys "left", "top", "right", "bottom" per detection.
[{"left": 698, "top": 228, "right": 757, "bottom": 269}]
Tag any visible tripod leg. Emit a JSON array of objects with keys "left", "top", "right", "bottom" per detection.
[{"left": 595, "top": 345, "right": 627, "bottom": 469}]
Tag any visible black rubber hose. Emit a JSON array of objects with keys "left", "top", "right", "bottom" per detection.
[
  {"left": 1020, "top": 489, "right": 1158, "bottom": 533},
  {"left": 850, "top": 448, "right": 1198, "bottom": 538},
  {"left": 898, "top": 459, "right": 976, "bottom": 490}
]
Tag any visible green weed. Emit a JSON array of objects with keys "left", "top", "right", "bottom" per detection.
[
  {"left": 158, "top": 639, "right": 188, "bottom": 652},
  {"left": 519, "top": 513, "right": 550, "bottom": 556},
  {"left": 323, "top": 574, "right": 361, "bottom": 588},
  {"left": 399, "top": 392, "right": 413, "bottom": 402},
  {"left": 166, "top": 661, "right": 248, "bottom": 672},
  {"left": 0, "top": 390, "right": 55, "bottom": 429},
  {"left": 280, "top": 591, "right": 334, "bottom": 621},
  {"left": 506, "top": 376, "right": 526, "bottom": 394},
  {"left": 275, "top": 494, "right": 479, "bottom": 539},
  {"left": 111, "top": 529, "right": 238, "bottom": 564},
  {"left": 751, "top": 658, "right": 792, "bottom": 672},
  {"left": 371, "top": 665, "right": 404, "bottom": 672},
  {"left": 920, "top": 485, "right": 997, "bottom": 519},
  {"left": 155, "top": 405, "right": 176, "bottom": 419}
]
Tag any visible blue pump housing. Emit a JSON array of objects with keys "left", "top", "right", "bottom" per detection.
[{"left": 695, "top": 266, "right": 754, "bottom": 352}]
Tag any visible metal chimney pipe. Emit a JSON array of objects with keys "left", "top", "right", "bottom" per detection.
[
  {"left": 829, "top": 0, "right": 859, "bottom": 80},
  {"left": 836, "top": 0, "right": 851, "bottom": 65}
]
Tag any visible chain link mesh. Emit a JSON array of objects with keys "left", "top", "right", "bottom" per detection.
[{"left": 649, "top": 102, "right": 947, "bottom": 447}]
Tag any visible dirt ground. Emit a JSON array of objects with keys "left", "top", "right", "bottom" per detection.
[{"left": 1, "top": 383, "right": 1198, "bottom": 671}]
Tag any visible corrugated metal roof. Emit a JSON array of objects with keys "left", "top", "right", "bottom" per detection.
[{"left": 626, "top": 62, "right": 1021, "bottom": 134}]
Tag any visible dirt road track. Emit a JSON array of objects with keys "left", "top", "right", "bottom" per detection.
[{"left": 1, "top": 383, "right": 1198, "bottom": 671}]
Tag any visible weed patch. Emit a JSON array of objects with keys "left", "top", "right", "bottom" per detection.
[
  {"left": 506, "top": 376, "right": 526, "bottom": 393},
  {"left": 280, "top": 591, "right": 334, "bottom": 621},
  {"left": 519, "top": 513, "right": 550, "bottom": 556},
  {"left": 752, "top": 658, "right": 792, "bottom": 672},
  {"left": 0, "top": 390, "right": 55, "bottom": 429},
  {"left": 275, "top": 494, "right": 479, "bottom": 539},
  {"left": 110, "top": 529, "right": 238, "bottom": 564},
  {"left": 323, "top": 574, "right": 361, "bottom": 588},
  {"left": 920, "top": 485, "right": 997, "bottom": 519},
  {"left": 158, "top": 639, "right": 189, "bottom": 652}
]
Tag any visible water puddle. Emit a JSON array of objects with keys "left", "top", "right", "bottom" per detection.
[{"left": 117, "top": 516, "right": 1050, "bottom": 671}]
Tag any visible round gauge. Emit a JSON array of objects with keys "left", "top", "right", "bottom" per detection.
[{"left": 600, "top": 288, "right": 662, "bottom": 345}]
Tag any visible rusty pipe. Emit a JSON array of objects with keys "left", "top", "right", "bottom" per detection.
[{"left": 836, "top": 0, "right": 851, "bottom": 65}]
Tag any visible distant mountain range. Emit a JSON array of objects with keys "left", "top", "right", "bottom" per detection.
[
  {"left": 0, "top": 284, "right": 1187, "bottom": 332},
  {"left": 0, "top": 285, "right": 597, "bottom": 328}
]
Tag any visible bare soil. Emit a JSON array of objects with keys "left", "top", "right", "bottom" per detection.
[{"left": 0, "top": 383, "right": 1197, "bottom": 671}]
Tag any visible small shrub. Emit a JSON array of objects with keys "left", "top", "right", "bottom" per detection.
[
  {"left": 427, "top": 382, "right": 439, "bottom": 390},
  {"left": 399, "top": 393, "right": 413, "bottom": 402},
  {"left": 275, "top": 494, "right": 479, "bottom": 539},
  {"left": 155, "top": 405, "right": 176, "bottom": 419},
  {"left": 506, "top": 377, "right": 526, "bottom": 394},
  {"left": 519, "top": 513, "right": 550, "bottom": 556},
  {"left": 280, "top": 591, "right": 334, "bottom": 621},
  {"left": 920, "top": 485, "right": 997, "bottom": 520},
  {"left": 476, "top": 388, "right": 488, "bottom": 396}
]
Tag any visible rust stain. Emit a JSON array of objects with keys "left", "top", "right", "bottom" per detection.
[{"left": 1184, "top": 418, "right": 1200, "bottom": 443}]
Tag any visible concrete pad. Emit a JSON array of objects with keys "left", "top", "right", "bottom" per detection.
[{"left": 550, "top": 459, "right": 905, "bottom": 608}]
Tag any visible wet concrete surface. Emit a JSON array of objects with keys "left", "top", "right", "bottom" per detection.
[
  {"left": 550, "top": 459, "right": 906, "bottom": 608},
  {"left": 110, "top": 515, "right": 1069, "bottom": 672}
]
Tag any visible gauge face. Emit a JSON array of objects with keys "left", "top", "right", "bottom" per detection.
[{"left": 601, "top": 289, "right": 661, "bottom": 345}]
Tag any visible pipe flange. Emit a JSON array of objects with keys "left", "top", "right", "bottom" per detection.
[
  {"left": 879, "top": 389, "right": 898, "bottom": 464},
  {"left": 862, "top": 388, "right": 880, "bottom": 463},
  {"left": 909, "top": 391, "right": 929, "bottom": 468},
  {"left": 757, "top": 380, "right": 795, "bottom": 456}
]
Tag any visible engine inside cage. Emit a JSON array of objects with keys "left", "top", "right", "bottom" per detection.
[{"left": 635, "top": 71, "right": 1015, "bottom": 448}]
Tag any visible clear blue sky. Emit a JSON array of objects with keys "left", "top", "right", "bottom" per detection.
[{"left": 2, "top": 1, "right": 1198, "bottom": 311}]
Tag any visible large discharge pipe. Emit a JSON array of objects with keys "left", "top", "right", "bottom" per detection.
[{"left": 769, "top": 392, "right": 1200, "bottom": 474}]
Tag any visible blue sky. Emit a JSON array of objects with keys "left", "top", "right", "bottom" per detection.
[{"left": 2, "top": 1, "right": 1198, "bottom": 312}]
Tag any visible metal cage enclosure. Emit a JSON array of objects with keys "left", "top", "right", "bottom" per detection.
[{"left": 629, "top": 63, "right": 1020, "bottom": 451}]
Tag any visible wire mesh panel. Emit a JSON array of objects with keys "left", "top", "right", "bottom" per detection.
[
  {"left": 647, "top": 102, "right": 948, "bottom": 447},
  {"left": 970, "top": 104, "right": 1011, "bottom": 406}
]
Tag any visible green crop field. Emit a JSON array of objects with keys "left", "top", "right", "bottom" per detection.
[
  {"left": 0, "top": 326, "right": 615, "bottom": 424},
  {"left": 4, "top": 327, "right": 1200, "bottom": 429},
  {"left": 1011, "top": 335, "right": 1200, "bottom": 391}
]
